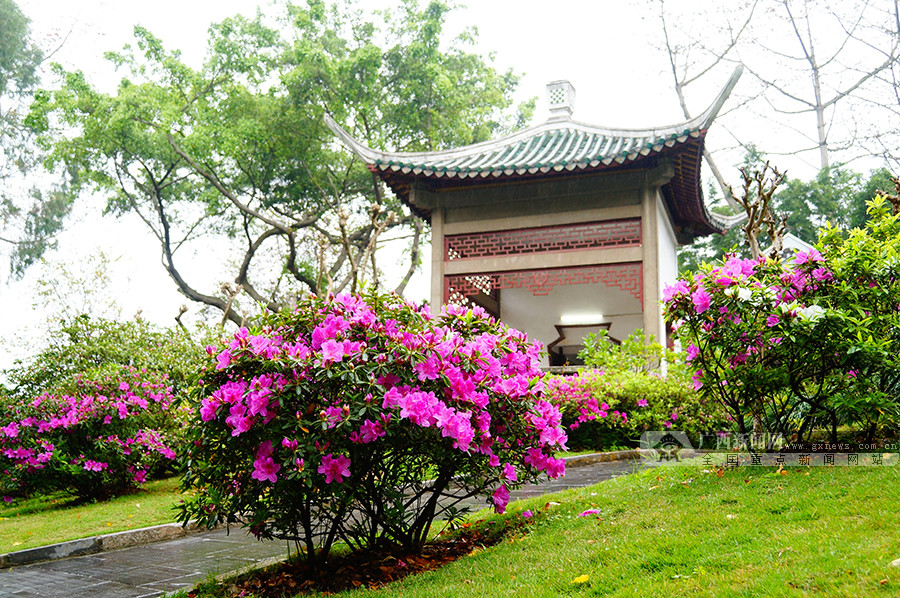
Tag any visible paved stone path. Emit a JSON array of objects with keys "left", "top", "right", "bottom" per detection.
[{"left": 0, "top": 458, "right": 642, "bottom": 598}]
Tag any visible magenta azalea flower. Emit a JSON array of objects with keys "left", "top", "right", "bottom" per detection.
[
  {"left": 691, "top": 287, "right": 711, "bottom": 314},
  {"left": 216, "top": 381, "right": 247, "bottom": 404},
  {"left": 492, "top": 485, "right": 510, "bottom": 514},
  {"left": 438, "top": 410, "right": 475, "bottom": 452},
  {"left": 685, "top": 344, "right": 700, "bottom": 362},
  {"left": 414, "top": 354, "right": 441, "bottom": 381},
  {"left": 249, "top": 335, "right": 277, "bottom": 357},
  {"left": 318, "top": 453, "right": 351, "bottom": 484},
  {"left": 662, "top": 280, "right": 690, "bottom": 302},
  {"left": 199, "top": 397, "right": 221, "bottom": 422},
  {"left": 812, "top": 267, "right": 833, "bottom": 282},
  {"left": 225, "top": 403, "right": 252, "bottom": 436},
  {"left": 215, "top": 350, "right": 232, "bottom": 370},
  {"left": 251, "top": 441, "right": 281, "bottom": 484},
  {"left": 545, "top": 456, "right": 566, "bottom": 479},
  {"left": 323, "top": 406, "right": 343, "bottom": 428},
  {"left": 794, "top": 248, "right": 824, "bottom": 264},
  {"left": 397, "top": 390, "right": 441, "bottom": 426},
  {"left": 357, "top": 419, "right": 385, "bottom": 443},
  {"left": 320, "top": 339, "right": 346, "bottom": 363},
  {"left": 0, "top": 422, "right": 18, "bottom": 438},
  {"left": 692, "top": 369, "right": 704, "bottom": 390}
]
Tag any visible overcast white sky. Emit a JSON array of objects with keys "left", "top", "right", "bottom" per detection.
[
  {"left": 24, "top": 0, "right": 689, "bottom": 124},
  {"left": 3, "top": 0, "right": 868, "bottom": 368}
]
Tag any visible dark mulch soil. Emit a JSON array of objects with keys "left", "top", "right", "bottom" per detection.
[{"left": 190, "top": 517, "right": 531, "bottom": 597}]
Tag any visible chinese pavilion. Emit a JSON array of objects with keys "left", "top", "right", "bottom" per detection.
[{"left": 327, "top": 67, "right": 742, "bottom": 365}]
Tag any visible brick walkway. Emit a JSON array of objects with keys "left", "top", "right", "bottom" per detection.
[{"left": 0, "top": 458, "right": 641, "bottom": 598}]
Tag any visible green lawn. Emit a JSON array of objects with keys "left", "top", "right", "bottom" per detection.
[
  {"left": 0, "top": 477, "right": 191, "bottom": 552},
  {"left": 341, "top": 464, "right": 900, "bottom": 598},
  {"left": 188, "top": 463, "right": 900, "bottom": 597}
]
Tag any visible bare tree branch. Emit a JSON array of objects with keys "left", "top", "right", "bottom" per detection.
[
  {"left": 166, "top": 132, "right": 293, "bottom": 234},
  {"left": 394, "top": 217, "right": 424, "bottom": 296}
]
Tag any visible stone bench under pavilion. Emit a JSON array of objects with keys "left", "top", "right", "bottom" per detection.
[{"left": 327, "top": 68, "right": 741, "bottom": 366}]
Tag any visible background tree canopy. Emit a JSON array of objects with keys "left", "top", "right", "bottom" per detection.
[
  {"left": 30, "top": 0, "right": 532, "bottom": 325},
  {"left": 0, "top": 0, "right": 73, "bottom": 281},
  {"left": 678, "top": 147, "right": 896, "bottom": 272}
]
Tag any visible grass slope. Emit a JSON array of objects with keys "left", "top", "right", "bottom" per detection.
[
  {"left": 336, "top": 464, "right": 900, "bottom": 598},
  {"left": 0, "top": 477, "right": 191, "bottom": 552}
]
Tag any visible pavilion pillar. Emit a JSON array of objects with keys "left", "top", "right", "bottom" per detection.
[
  {"left": 429, "top": 206, "right": 445, "bottom": 315},
  {"left": 640, "top": 184, "right": 663, "bottom": 343}
]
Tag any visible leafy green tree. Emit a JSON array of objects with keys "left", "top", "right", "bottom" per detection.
[
  {"left": 0, "top": 0, "right": 74, "bottom": 280},
  {"left": 0, "top": 0, "right": 40, "bottom": 94},
  {"left": 32, "top": 0, "right": 530, "bottom": 325},
  {"left": 3, "top": 315, "right": 208, "bottom": 402},
  {"left": 578, "top": 329, "right": 671, "bottom": 375},
  {"left": 775, "top": 168, "right": 895, "bottom": 244}
]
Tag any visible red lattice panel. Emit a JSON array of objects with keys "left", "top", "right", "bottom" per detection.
[
  {"left": 445, "top": 263, "right": 642, "bottom": 305},
  {"left": 445, "top": 219, "right": 641, "bottom": 261}
]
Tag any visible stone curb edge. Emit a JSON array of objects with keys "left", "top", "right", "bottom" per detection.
[
  {"left": 0, "top": 449, "right": 640, "bottom": 569},
  {"left": 0, "top": 520, "right": 220, "bottom": 569},
  {"left": 563, "top": 449, "right": 644, "bottom": 467}
]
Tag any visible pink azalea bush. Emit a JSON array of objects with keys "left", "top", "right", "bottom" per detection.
[
  {"left": 664, "top": 196, "right": 900, "bottom": 444},
  {"left": 545, "top": 367, "right": 725, "bottom": 450},
  {"left": 0, "top": 367, "right": 179, "bottom": 500},
  {"left": 664, "top": 251, "right": 845, "bottom": 443},
  {"left": 179, "top": 291, "right": 567, "bottom": 568}
]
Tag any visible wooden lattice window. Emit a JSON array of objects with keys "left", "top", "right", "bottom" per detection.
[{"left": 445, "top": 263, "right": 642, "bottom": 305}]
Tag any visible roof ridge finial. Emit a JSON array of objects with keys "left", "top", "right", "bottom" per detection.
[{"left": 546, "top": 80, "right": 575, "bottom": 121}]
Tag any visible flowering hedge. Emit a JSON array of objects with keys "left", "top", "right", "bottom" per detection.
[
  {"left": 5, "top": 316, "right": 207, "bottom": 402},
  {"left": 545, "top": 368, "right": 726, "bottom": 450},
  {"left": 0, "top": 366, "right": 179, "bottom": 500},
  {"left": 179, "top": 292, "right": 567, "bottom": 568},
  {"left": 664, "top": 195, "right": 900, "bottom": 443}
]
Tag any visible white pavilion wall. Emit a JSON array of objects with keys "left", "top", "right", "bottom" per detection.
[
  {"left": 500, "top": 282, "right": 643, "bottom": 366},
  {"left": 655, "top": 192, "right": 679, "bottom": 342}
]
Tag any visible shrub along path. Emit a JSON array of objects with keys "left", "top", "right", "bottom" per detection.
[{"left": 0, "top": 456, "right": 637, "bottom": 598}]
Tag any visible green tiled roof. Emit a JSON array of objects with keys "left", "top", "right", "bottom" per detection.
[
  {"left": 326, "top": 66, "right": 743, "bottom": 239},
  {"left": 327, "top": 118, "right": 708, "bottom": 180},
  {"left": 335, "top": 123, "right": 704, "bottom": 179},
  {"left": 326, "top": 67, "right": 740, "bottom": 181}
]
